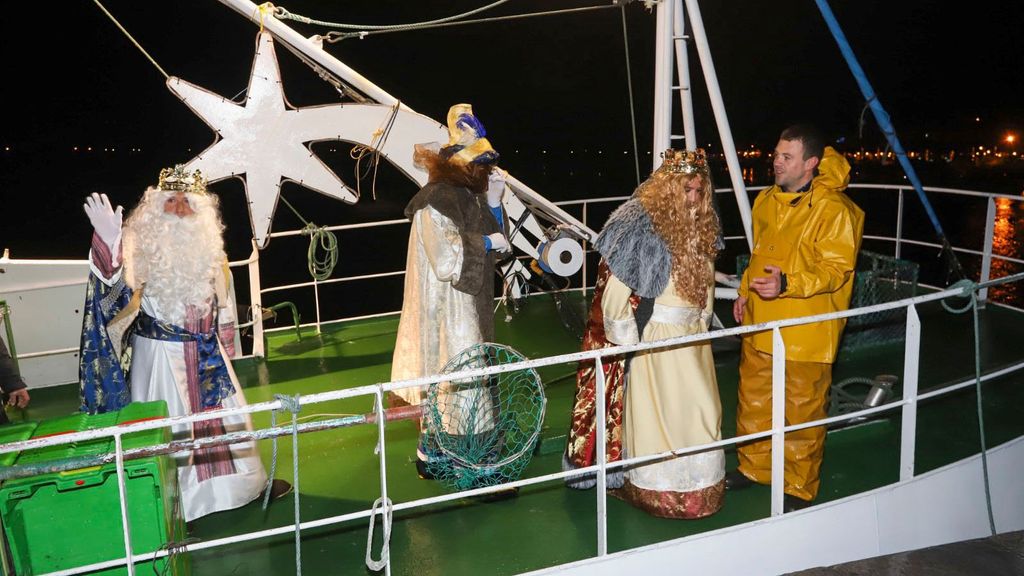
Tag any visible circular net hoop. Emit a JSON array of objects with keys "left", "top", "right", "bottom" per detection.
[{"left": 422, "top": 343, "right": 546, "bottom": 491}]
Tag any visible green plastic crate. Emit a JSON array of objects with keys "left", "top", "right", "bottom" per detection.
[
  {"left": 0, "top": 422, "right": 37, "bottom": 576},
  {"left": 0, "top": 401, "right": 190, "bottom": 575},
  {"left": 0, "top": 423, "right": 37, "bottom": 468}
]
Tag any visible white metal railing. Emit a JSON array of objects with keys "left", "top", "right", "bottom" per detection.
[
  {"left": 246, "top": 184, "right": 1024, "bottom": 354},
  {"left": 2, "top": 184, "right": 1022, "bottom": 575},
  {"left": 8, "top": 184, "right": 989, "bottom": 365},
  {"left": 1, "top": 271, "right": 1023, "bottom": 575}
]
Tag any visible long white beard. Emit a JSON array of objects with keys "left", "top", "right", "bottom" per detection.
[{"left": 125, "top": 210, "right": 225, "bottom": 327}]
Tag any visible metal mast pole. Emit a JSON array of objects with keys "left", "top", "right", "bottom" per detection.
[
  {"left": 683, "top": 0, "right": 753, "bottom": 249},
  {"left": 672, "top": 0, "right": 696, "bottom": 151},
  {"left": 652, "top": 0, "right": 675, "bottom": 170}
]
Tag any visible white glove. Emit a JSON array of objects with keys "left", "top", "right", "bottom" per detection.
[
  {"left": 486, "top": 169, "right": 506, "bottom": 208},
  {"left": 83, "top": 193, "right": 124, "bottom": 247},
  {"left": 487, "top": 233, "right": 511, "bottom": 254}
]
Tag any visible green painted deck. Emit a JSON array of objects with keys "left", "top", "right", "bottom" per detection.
[{"left": 7, "top": 293, "right": 1024, "bottom": 575}]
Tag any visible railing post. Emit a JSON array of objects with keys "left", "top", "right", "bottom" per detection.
[
  {"left": 582, "top": 202, "right": 589, "bottom": 291},
  {"left": 114, "top": 432, "right": 136, "bottom": 576},
  {"left": 770, "top": 327, "right": 786, "bottom": 516},
  {"left": 900, "top": 304, "right": 921, "bottom": 481},
  {"left": 248, "top": 241, "right": 265, "bottom": 358},
  {"left": 594, "top": 356, "right": 608, "bottom": 556},
  {"left": 979, "top": 197, "right": 996, "bottom": 303},
  {"left": 895, "top": 188, "right": 905, "bottom": 260},
  {"left": 374, "top": 389, "right": 392, "bottom": 576}
]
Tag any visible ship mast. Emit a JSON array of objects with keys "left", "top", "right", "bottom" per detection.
[{"left": 655, "top": 0, "right": 754, "bottom": 249}]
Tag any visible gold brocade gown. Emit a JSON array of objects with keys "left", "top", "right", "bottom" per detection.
[{"left": 601, "top": 263, "right": 725, "bottom": 519}]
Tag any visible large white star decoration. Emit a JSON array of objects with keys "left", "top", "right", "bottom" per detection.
[
  {"left": 167, "top": 31, "right": 360, "bottom": 247},
  {"left": 164, "top": 30, "right": 592, "bottom": 293}
]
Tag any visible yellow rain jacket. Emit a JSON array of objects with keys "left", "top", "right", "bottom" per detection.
[{"left": 737, "top": 147, "right": 865, "bottom": 363}]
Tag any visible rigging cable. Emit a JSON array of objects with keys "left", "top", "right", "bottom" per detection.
[
  {"left": 276, "top": 40, "right": 371, "bottom": 103},
  {"left": 91, "top": 0, "right": 169, "bottom": 79},
  {"left": 316, "top": 4, "right": 622, "bottom": 43},
  {"left": 274, "top": 0, "right": 516, "bottom": 31},
  {"left": 815, "top": 0, "right": 965, "bottom": 283},
  {"left": 620, "top": 3, "right": 642, "bottom": 185}
]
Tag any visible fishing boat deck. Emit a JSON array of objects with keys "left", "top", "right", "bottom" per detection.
[{"left": 13, "top": 291, "right": 1024, "bottom": 576}]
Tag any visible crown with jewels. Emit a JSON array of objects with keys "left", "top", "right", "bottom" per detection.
[
  {"left": 656, "top": 148, "right": 709, "bottom": 175},
  {"left": 157, "top": 164, "right": 208, "bottom": 195}
]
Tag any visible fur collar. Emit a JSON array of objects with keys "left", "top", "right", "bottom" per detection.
[{"left": 594, "top": 199, "right": 670, "bottom": 298}]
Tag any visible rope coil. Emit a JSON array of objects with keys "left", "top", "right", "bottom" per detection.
[
  {"left": 279, "top": 196, "right": 340, "bottom": 281},
  {"left": 940, "top": 278, "right": 977, "bottom": 314},
  {"left": 303, "top": 223, "right": 339, "bottom": 281},
  {"left": 365, "top": 496, "right": 394, "bottom": 571}
]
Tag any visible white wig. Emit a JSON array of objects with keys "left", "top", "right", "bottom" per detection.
[{"left": 123, "top": 187, "right": 227, "bottom": 326}]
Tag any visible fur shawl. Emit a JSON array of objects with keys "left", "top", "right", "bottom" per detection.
[{"left": 593, "top": 198, "right": 670, "bottom": 298}]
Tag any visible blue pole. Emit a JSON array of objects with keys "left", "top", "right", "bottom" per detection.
[{"left": 814, "top": 0, "right": 955, "bottom": 251}]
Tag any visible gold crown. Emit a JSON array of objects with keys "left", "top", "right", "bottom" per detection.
[
  {"left": 157, "top": 165, "right": 207, "bottom": 195},
  {"left": 657, "top": 148, "right": 709, "bottom": 175}
]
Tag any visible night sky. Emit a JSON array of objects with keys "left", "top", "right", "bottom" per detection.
[{"left": 2, "top": 0, "right": 1022, "bottom": 258}]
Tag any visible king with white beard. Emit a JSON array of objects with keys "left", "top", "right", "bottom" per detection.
[{"left": 79, "top": 166, "right": 287, "bottom": 522}]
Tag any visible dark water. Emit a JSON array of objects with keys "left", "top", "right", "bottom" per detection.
[{"left": 2, "top": 149, "right": 1022, "bottom": 328}]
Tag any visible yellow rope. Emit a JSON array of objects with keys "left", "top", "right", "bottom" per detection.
[{"left": 256, "top": 2, "right": 276, "bottom": 32}]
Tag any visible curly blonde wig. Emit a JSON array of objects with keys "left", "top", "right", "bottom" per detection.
[{"left": 636, "top": 171, "right": 721, "bottom": 305}]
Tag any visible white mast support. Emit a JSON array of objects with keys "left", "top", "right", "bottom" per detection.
[
  {"left": 899, "top": 304, "right": 921, "bottom": 481},
  {"left": 247, "top": 241, "right": 265, "bottom": 358},
  {"left": 216, "top": 0, "right": 596, "bottom": 244},
  {"left": 683, "top": 0, "right": 754, "bottom": 250},
  {"left": 672, "top": 0, "right": 696, "bottom": 151},
  {"left": 652, "top": 0, "right": 675, "bottom": 170}
]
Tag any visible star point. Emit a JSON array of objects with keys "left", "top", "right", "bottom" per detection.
[{"left": 167, "top": 31, "right": 358, "bottom": 247}]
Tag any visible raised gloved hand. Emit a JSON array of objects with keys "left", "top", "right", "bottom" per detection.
[
  {"left": 486, "top": 168, "right": 507, "bottom": 208},
  {"left": 487, "top": 232, "right": 511, "bottom": 254},
  {"left": 83, "top": 193, "right": 124, "bottom": 247}
]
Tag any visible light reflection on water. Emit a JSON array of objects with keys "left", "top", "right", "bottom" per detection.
[{"left": 988, "top": 197, "right": 1023, "bottom": 305}]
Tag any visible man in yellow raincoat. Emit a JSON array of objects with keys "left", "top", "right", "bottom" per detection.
[{"left": 728, "top": 124, "right": 864, "bottom": 511}]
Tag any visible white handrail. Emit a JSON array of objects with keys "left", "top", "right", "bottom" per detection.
[
  {"left": 246, "top": 184, "right": 1021, "bottom": 333},
  {"left": 4, "top": 185, "right": 1023, "bottom": 576},
  {"left": 24, "top": 293, "right": 1024, "bottom": 576},
  {"left": 0, "top": 281, "right": 990, "bottom": 454},
  {"left": 15, "top": 290, "right": 1024, "bottom": 576},
  {"left": 11, "top": 185, "right": 1022, "bottom": 365}
]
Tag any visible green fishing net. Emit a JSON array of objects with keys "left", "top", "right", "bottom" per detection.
[{"left": 422, "top": 343, "right": 546, "bottom": 492}]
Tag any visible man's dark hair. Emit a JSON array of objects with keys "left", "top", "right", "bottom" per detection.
[{"left": 780, "top": 124, "right": 826, "bottom": 161}]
